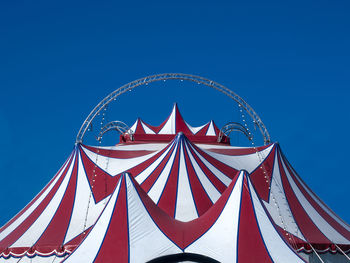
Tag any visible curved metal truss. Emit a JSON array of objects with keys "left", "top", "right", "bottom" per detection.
[
  {"left": 97, "top": 121, "right": 133, "bottom": 141},
  {"left": 76, "top": 73, "right": 271, "bottom": 144},
  {"left": 218, "top": 122, "right": 253, "bottom": 143}
]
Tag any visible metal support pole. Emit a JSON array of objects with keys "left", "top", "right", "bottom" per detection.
[
  {"left": 335, "top": 244, "right": 350, "bottom": 261},
  {"left": 309, "top": 243, "right": 325, "bottom": 263}
]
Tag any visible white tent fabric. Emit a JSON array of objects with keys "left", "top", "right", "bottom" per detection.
[
  {"left": 1, "top": 104, "right": 350, "bottom": 262},
  {"left": 0, "top": 148, "right": 107, "bottom": 260},
  {"left": 63, "top": 171, "right": 305, "bottom": 263}
]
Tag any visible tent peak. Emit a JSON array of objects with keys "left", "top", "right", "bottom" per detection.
[{"left": 119, "top": 104, "right": 230, "bottom": 145}]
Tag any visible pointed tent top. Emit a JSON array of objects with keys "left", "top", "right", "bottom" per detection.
[
  {"left": 129, "top": 132, "right": 237, "bottom": 221},
  {"left": 121, "top": 104, "right": 229, "bottom": 144},
  {"left": 64, "top": 171, "right": 304, "bottom": 263}
]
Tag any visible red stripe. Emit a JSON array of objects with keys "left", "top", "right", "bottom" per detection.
[
  {"left": 131, "top": 104, "right": 224, "bottom": 141},
  {"left": 186, "top": 144, "right": 227, "bottom": 193},
  {"left": 94, "top": 177, "right": 129, "bottom": 263},
  {"left": 128, "top": 134, "right": 225, "bottom": 144},
  {"left": 33, "top": 156, "right": 79, "bottom": 252},
  {"left": 146, "top": 110, "right": 172, "bottom": 134},
  {"left": 138, "top": 143, "right": 176, "bottom": 192},
  {"left": 237, "top": 176, "right": 272, "bottom": 263},
  {"left": 64, "top": 225, "right": 92, "bottom": 249},
  {"left": 206, "top": 144, "right": 271, "bottom": 156},
  {"left": 278, "top": 227, "right": 350, "bottom": 254},
  {"left": 249, "top": 146, "right": 276, "bottom": 201},
  {"left": 128, "top": 141, "right": 174, "bottom": 177},
  {"left": 183, "top": 146, "right": 213, "bottom": 216},
  {"left": 211, "top": 120, "right": 220, "bottom": 136},
  {"left": 190, "top": 143, "right": 238, "bottom": 180},
  {"left": 2, "top": 167, "right": 87, "bottom": 258},
  {"left": 122, "top": 104, "right": 236, "bottom": 143},
  {"left": 0, "top": 154, "right": 74, "bottom": 251},
  {"left": 134, "top": 119, "right": 146, "bottom": 134},
  {"left": 287, "top": 158, "right": 349, "bottom": 226},
  {"left": 82, "top": 145, "right": 155, "bottom": 159},
  {"left": 0, "top": 151, "right": 73, "bottom": 235},
  {"left": 140, "top": 120, "right": 157, "bottom": 134},
  {"left": 203, "top": 121, "right": 213, "bottom": 136},
  {"left": 276, "top": 226, "right": 308, "bottom": 250},
  {"left": 156, "top": 144, "right": 181, "bottom": 217},
  {"left": 143, "top": 122, "right": 165, "bottom": 134},
  {"left": 174, "top": 104, "right": 192, "bottom": 134},
  {"left": 79, "top": 148, "right": 118, "bottom": 203},
  {"left": 194, "top": 122, "right": 210, "bottom": 136},
  {"left": 278, "top": 152, "right": 331, "bottom": 244},
  {"left": 281, "top": 152, "right": 350, "bottom": 242},
  {"left": 131, "top": 172, "right": 239, "bottom": 249}
]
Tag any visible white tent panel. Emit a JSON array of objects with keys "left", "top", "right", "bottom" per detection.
[
  {"left": 126, "top": 176, "right": 182, "bottom": 262},
  {"left": 111, "top": 143, "right": 168, "bottom": 151},
  {"left": 0, "top": 157, "right": 71, "bottom": 242},
  {"left": 147, "top": 143, "right": 179, "bottom": 203},
  {"left": 128, "top": 120, "right": 138, "bottom": 134},
  {"left": 63, "top": 152, "right": 109, "bottom": 244},
  {"left": 158, "top": 106, "right": 176, "bottom": 134},
  {"left": 81, "top": 145, "right": 158, "bottom": 176},
  {"left": 135, "top": 141, "right": 175, "bottom": 184},
  {"left": 249, "top": 179, "right": 305, "bottom": 263},
  {"left": 263, "top": 150, "right": 306, "bottom": 241},
  {"left": 185, "top": 122, "right": 207, "bottom": 135},
  {"left": 12, "top": 155, "right": 75, "bottom": 247},
  {"left": 206, "top": 121, "right": 216, "bottom": 136},
  {"left": 175, "top": 143, "right": 198, "bottom": 222},
  {"left": 188, "top": 144, "right": 231, "bottom": 186},
  {"left": 63, "top": 180, "right": 122, "bottom": 263},
  {"left": 141, "top": 122, "right": 156, "bottom": 134},
  {"left": 203, "top": 144, "right": 274, "bottom": 173},
  {"left": 281, "top": 155, "right": 350, "bottom": 244},
  {"left": 184, "top": 143, "right": 220, "bottom": 203},
  {"left": 286, "top": 161, "right": 350, "bottom": 233},
  {"left": 185, "top": 172, "right": 243, "bottom": 262}
]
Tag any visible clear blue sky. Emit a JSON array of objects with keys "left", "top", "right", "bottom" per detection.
[{"left": 0, "top": 0, "right": 349, "bottom": 227}]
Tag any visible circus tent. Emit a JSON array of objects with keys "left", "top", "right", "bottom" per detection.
[
  {"left": 63, "top": 171, "right": 305, "bottom": 263},
  {"left": 0, "top": 103, "right": 349, "bottom": 263}
]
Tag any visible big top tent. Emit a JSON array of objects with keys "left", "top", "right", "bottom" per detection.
[{"left": 1, "top": 73, "right": 349, "bottom": 263}]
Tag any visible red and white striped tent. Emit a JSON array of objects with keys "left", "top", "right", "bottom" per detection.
[
  {"left": 63, "top": 171, "right": 305, "bottom": 263},
  {"left": 122, "top": 103, "right": 225, "bottom": 144},
  {"left": 0, "top": 104, "right": 349, "bottom": 262}
]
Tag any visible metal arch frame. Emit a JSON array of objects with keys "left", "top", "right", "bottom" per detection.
[
  {"left": 97, "top": 121, "right": 134, "bottom": 141},
  {"left": 75, "top": 73, "right": 271, "bottom": 144},
  {"left": 218, "top": 122, "right": 253, "bottom": 143}
]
